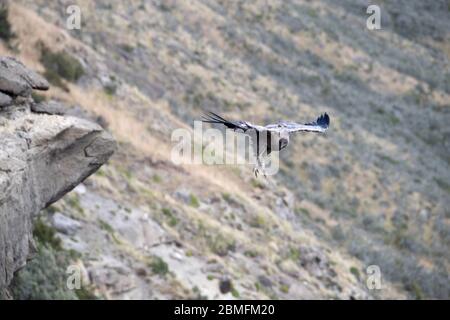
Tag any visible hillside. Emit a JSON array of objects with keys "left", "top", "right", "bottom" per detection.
[{"left": 1, "top": 0, "right": 449, "bottom": 299}]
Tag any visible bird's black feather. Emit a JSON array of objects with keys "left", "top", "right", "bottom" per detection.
[
  {"left": 202, "top": 112, "right": 249, "bottom": 131},
  {"left": 305, "top": 113, "right": 330, "bottom": 128}
]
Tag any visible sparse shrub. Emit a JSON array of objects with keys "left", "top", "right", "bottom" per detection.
[
  {"left": 98, "top": 219, "right": 114, "bottom": 233},
  {"left": 404, "top": 86, "right": 429, "bottom": 106},
  {"left": 209, "top": 234, "right": 236, "bottom": 257},
  {"left": 42, "top": 68, "right": 69, "bottom": 91},
  {"left": 103, "top": 83, "right": 117, "bottom": 96},
  {"left": 98, "top": 219, "right": 121, "bottom": 246},
  {"left": 189, "top": 194, "right": 200, "bottom": 208},
  {"left": 288, "top": 247, "right": 300, "bottom": 261},
  {"left": 95, "top": 168, "right": 106, "bottom": 177},
  {"left": 349, "top": 267, "right": 360, "bottom": 281},
  {"left": 250, "top": 178, "right": 264, "bottom": 189},
  {"left": 120, "top": 43, "right": 134, "bottom": 53},
  {"left": 39, "top": 45, "right": 84, "bottom": 89},
  {"left": 10, "top": 218, "right": 96, "bottom": 299},
  {"left": 152, "top": 174, "right": 162, "bottom": 183},
  {"left": 222, "top": 192, "right": 232, "bottom": 203},
  {"left": 378, "top": 154, "right": 399, "bottom": 166},
  {"left": 295, "top": 207, "right": 310, "bottom": 218},
  {"left": 9, "top": 245, "right": 77, "bottom": 299},
  {"left": 280, "top": 284, "right": 290, "bottom": 293},
  {"left": 250, "top": 213, "right": 266, "bottom": 228},
  {"left": 31, "top": 92, "right": 47, "bottom": 103},
  {"left": 66, "top": 194, "right": 84, "bottom": 216},
  {"left": 435, "top": 178, "right": 450, "bottom": 193},
  {"left": 231, "top": 287, "right": 240, "bottom": 298},
  {"left": 149, "top": 256, "right": 169, "bottom": 276},
  {"left": 168, "top": 217, "right": 178, "bottom": 226},
  {"left": 0, "top": 4, "right": 15, "bottom": 44},
  {"left": 305, "top": 7, "right": 318, "bottom": 18},
  {"left": 244, "top": 250, "right": 259, "bottom": 258},
  {"left": 162, "top": 208, "right": 178, "bottom": 226},
  {"left": 75, "top": 286, "right": 98, "bottom": 300},
  {"left": 33, "top": 218, "right": 62, "bottom": 251},
  {"left": 407, "top": 282, "right": 424, "bottom": 300},
  {"left": 334, "top": 68, "right": 359, "bottom": 84}
]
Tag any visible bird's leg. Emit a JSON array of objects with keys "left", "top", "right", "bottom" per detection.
[
  {"left": 253, "top": 166, "right": 259, "bottom": 178},
  {"left": 260, "top": 156, "right": 267, "bottom": 179},
  {"left": 253, "top": 154, "right": 269, "bottom": 178},
  {"left": 258, "top": 151, "right": 271, "bottom": 179},
  {"left": 253, "top": 154, "right": 264, "bottom": 178},
  {"left": 262, "top": 164, "right": 267, "bottom": 179}
]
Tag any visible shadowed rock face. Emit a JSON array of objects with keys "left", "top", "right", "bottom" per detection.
[
  {"left": 0, "top": 56, "right": 49, "bottom": 99},
  {"left": 0, "top": 57, "right": 116, "bottom": 297}
]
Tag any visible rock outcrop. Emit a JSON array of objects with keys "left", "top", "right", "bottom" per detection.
[{"left": 0, "top": 57, "right": 116, "bottom": 297}]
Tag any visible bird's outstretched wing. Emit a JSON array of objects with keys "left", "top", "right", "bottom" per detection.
[
  {"left": 201, "top": 112, "right": 266, "bottom": 132},
  {"left": 202, "top": 112, "right": 330, "bottom": 133},
  {"left": 280, "top": 113, "right": 330, "bottom": 133}
]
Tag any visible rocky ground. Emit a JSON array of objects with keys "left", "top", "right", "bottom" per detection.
[{"left": 0, "top": 0, "right": 449, "bottom": 299}]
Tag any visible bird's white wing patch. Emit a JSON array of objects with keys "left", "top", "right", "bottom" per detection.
[{"left": 284, "top": 113, "right": 330, "bottom": 133}]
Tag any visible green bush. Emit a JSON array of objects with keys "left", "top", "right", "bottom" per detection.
[
  {"left": 209, "top": 234, "right": 236, "bottom": 257},
  {"left": 40, "top": 45, "right": 84, "bottom": 88},
  {"left": 103, "top": 83, "right": 117, "bottom": 96},
  {"left": 10, "top": 219, "right": 96, "bottom": 300},
  {"left": 66, "top": 193, "right": 84, "bottom": 216},
  {"left": 0, "top": 4, "right": 15, "bottom": 44},
  {"left": 280, "top": 284, "right": 290, "bottom": 294},
  {"left": 349, "top": 267, "right": 360, "bottom": 280},
  {"left": 31, "top": 92, "right": 47, "bottom": 103},
  {"left": 231, "top": 287, "right": 240, "bottom": 298},
  {"left": 33, "top": 219, "right": 62, "bottom": 251},
  {"left": 43, "top": 69, "right": 69, "bottom": 91},
  {"left": 9, "top": 245, "right": 78, "bottom": 299},
  {"left": 149, "top": 256, "right": 169, "bottom": 276},
  {"left": 152, "top": 174, "right": 162, "bottom": 183},
  {"left": 162, "top": 208, "right": 178, "bottom": 226},
  {"left": 98, "top": 219, "right": 114, "bottom": 233},
  {"left": 189, "top": 194, "right": 200, "bottom": 208}
]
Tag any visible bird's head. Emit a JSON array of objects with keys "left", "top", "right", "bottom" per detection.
[
  {"left": 278, "top": 131, "right": 289, "bottom": 150},
  {"left": 279, "top": 137, "right": 289, "bottom": 150}
]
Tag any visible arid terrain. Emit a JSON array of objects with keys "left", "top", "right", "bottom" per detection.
[{"left": 1, "top": 0, "right": 449, "bottom": 299}]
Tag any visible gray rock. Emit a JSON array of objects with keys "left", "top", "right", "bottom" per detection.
[
  {"left": 31, "top": 102, "right": 109, "bottom": 130},
  {"left": 219, "top": 277, "right": 232, "bottom": 294},
  {"left": 51, "top": 213, "right": 82, "bottom": 235},
  {"left": 88, "top": 257, "right": 137, "bottom": 295},
  {"left": 257, "top": 275, "right": 273, "bottom": 288},
  {"left": 174, "top": 189, "right": 191, "bottom": 204},
  {"left": 0, "top": 57, "right": 49, "bottom": 97},
  {"left": 0, "top": 92, "right": 12, "bottom": 107},
  {"left": 0, "top": 98, "right": 116, "bottom": 293},
  {"left": 30, "top": 101, "right": 67, "bottom": 115}
]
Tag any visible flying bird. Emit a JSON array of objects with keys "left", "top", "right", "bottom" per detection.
[{"left": 202, "top": 112, "right": 330, "bottom": 177}]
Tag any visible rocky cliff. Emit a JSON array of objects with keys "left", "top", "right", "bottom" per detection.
[
  {"left": 0, "top": 57, "right": 116, "bottom": 298},
  {"left": 1, "top": 0, "right": 448, "bottom": 300}
]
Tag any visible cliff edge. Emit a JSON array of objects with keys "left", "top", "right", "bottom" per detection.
[{"left": 0, "top": 57, "right": 116, "bottom": 297}]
